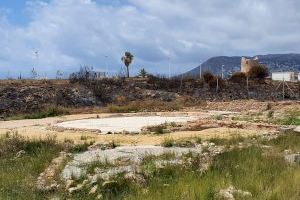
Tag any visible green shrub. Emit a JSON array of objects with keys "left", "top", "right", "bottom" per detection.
[
  {"left": 7, "top": 106, "right": 70, "bottom": 120},
  {"left": 0, "top": 134, "right": 63, "bottom": 200},
  {"left": 108, "top": 104, "right": 139, "bottom": 113},
  {"left": 267, "top": 110, "right": 274, "bottom": 118},
  {"left": 213, "top": 115, "right": 223, "bottom": 120},
  {"left": 161, "top": 137, "right": 175, "bottom": 147},
  {"left": 0, "top": 132, "right": 58, "bottom": 158},
  {"left": 70, "top": 142, "right": 92, "bottom": 153}
]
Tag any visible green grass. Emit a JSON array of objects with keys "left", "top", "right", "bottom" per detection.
[
  {"left": 125, "top": 133, "right": 300, "bottom": 200},
  {"left": 6, "top": 106, "right": 70, "bottom": 120},
  {"left": 126, "top": 135, "right": 300, "bottom": 200},
  {"left": 207, "top": 134, "right": 246, "bottom": 146},
  {"left": 212, "top": 115, "right": 223, "bottom": 120},
  {"left": 1, "top": 131, "right": 299, "bottom": 200},
  {"left": 0, "top": 134, "right": 64, "bottom": 200},
  {"left": 273, "top": 111, "right": 300, "bottom": 126},
  {"left": 232, "top": 110, "right": 300, "bottom": 126},
  {"left": 108, "top": 104, "right": 140, "bottom": 113},
  {"left": 161, "top": 137, "right": 175, "bottom": 147},
  {"left": 70, "top": 141, "right": 95, "bottom": 153}
]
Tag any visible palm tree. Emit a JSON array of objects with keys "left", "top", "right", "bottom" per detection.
[
  {"left": 121, "top": 52, "right": 134, "bottom": 78},
  {"left": 139, "top": 68, "right": 147, "bottom": 78}
]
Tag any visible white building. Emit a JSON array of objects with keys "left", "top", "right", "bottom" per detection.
[
  {"left": 271, "top": 72, "right": 296, "bottom": 82},
  {"left": 298, "top": 73, "right": 300, "bottom": 81}
]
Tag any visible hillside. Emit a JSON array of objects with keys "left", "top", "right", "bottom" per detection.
[
  {"left": 1, "top": 78, "right": 299, "bottom": 118},
  {"left": 185, "top": 53, "right": 300, "bottom": 77}
]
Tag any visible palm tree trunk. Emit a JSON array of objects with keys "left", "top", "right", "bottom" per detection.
[{"left": 126, "top": 66, "right": 129, "bottom": 78}]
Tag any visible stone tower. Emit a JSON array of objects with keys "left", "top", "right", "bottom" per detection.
[{"left": 241, "top": 56, "right": 259, "bottom": 74}]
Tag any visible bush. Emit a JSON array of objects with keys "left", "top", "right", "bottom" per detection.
[
  {"left": 202, "top": 71, "right": 215, "bottom": 84},
  {"left": 70, "top": 142, "right": 93, "bottom": 153},
  {"left": 230, "top": 72, "right": 246, "bottom": 82},
  {"left": 108, "top": 104, "right": 140, "bottom": 113},
  {"left": 0, "top": 132, "right": 58, "bottom": 158},
  {"left": 115, "top": 95, "right": 127, "bottom": 105},
  {"left": 248, "top": 65, "right": 269, "bottom": 80},
  {"left": 161, "top": 137, "right": 175, "bottom": 147},
  {"left": 148, "top": 125, "right": 165, "bottom": 134},
  {"left": 7, "top": 106, "right": 70, "bottom": 120},
  {"left": 267, "top": 110, "right": 274, "bottom": 118}
]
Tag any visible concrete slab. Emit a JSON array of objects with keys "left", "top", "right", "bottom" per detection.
[
  {"left": 294, "top": 126, "right": 300, "bottom": 133},
  {"left": 55, "top": 116, "right": 197, "bottom": 134}
]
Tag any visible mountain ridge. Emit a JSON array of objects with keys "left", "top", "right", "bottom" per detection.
[{"left": 185, "top": 53, "right": 300, "bottom": 77}]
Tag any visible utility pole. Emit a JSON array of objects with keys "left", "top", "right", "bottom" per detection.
[
  {"left": 180, "top": 73, "right": 183, "bottom": 93},
  {"left": 199, "top": 60, "right": 202, "bottom": 79},
  {"left": 246, "top": 76, "right": 249, "bottom": 97},
  {"left": 216, "top": 77, "right": 219, "bottom": 92},
  {"left": 275, "top": 71, "right": 294, "bottom": 101},
  {"left": 105, "top": 55, "right": 108, "bottom": 78},
  {"left": 221, "top": 65, "right": 224, "bottom": 79},
  {"left": 282, "top": 71, "right": 285, "bottom": 100},
  {"left": 168, "top": 56, "right": 171, "bottom": 79},
  {"left": 34, "top": 50, "right": 39, "bottom": 79}
]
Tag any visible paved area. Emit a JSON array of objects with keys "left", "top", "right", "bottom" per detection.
[{"left": 55, "top": 116, "right": 198, "bottom": 134}]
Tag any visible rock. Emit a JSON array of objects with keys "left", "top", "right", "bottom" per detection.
[
  {"left": 65, "top": 180, "right": 75, "bottom": 189},
  {"left": 294, "top": 126, "right": 300, "bottom": 133},
  {"left": 89, "top": 185, "right": 98, "bottom": 195},
  {"left": 155, "top": 159, "right": 183, "bottom": 168},
  {"left": 279, "top": 126, "right": 294, "bottom": 133},
  {"left": 285, "top": 154, "right": 300, "bottom": 165},
  {"left": 142, "top": 188, "right": 149, "bottom": 194},
  {"left": 102, "top": 181, "right": 118, "bottom": 191},
  {"left": 88, "top": 142, "right": 114, "bottom": 151},
  {"left": 124, "top": 172, "right": 146, "bottom": 185},
  {"left": 82, "top": 180, "right": 89, "bottom": 186},
  {"left": 61, "top": 145, "right": 202, "bottom": 180},
  {"left": 36, "top": 151, "right": 67, "bottom": 191},
  {"left": 219, "top": 188, "right": 234, "bottom": 200},
  {"left": 219, "top": 186, "right": 252, "bottom": 200},
  {"left": 68, "top": 184, "right": 83, "bottom": 193},
  {"left": 15, "top": 150, "right": 26, "bottom": 158},
  {"left": 96, "top": 194, "right": 103, "bottom": 200},
  {"left": 284, "top": 149, "right": 292, "bottom": 155},
  {"left": 93, "top": 166, "right": 135, "bottom": 182},
  {"left": 49, "top": 196, "right": 60, "bottom": 200}
]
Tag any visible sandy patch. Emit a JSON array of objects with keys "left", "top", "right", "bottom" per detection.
[{"left": 0, "top": 111, "right": 264, "bottom": 145}]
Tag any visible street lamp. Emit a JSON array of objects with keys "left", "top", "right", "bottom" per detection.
[
  {"left": 221, "top": 65, "right": 224, "bottom": 79},
  {"left": 105, "top": 55, "right": 108, "bottom": 77},
  {"left": 199, "top": 60, "right": 202, "bottom": 79},
  {"left": 168, "top": 56, "right": 171, "bottom": 79}
]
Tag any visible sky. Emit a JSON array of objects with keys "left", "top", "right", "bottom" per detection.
[{"left": 0, "top": 0, "right": 299, "bottom": 78}]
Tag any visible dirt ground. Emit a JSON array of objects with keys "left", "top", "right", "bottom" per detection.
[{"left": 1, "top": 100, "right": 298, "bottom": 145}]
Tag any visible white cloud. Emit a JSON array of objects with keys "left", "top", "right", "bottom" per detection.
[{"left": 0, "top": 0, "right": 299, "bottom": 78}]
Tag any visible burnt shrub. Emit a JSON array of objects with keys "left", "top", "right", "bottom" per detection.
[
  {"left": 202, "top": 71, "right": 215, "bottom": 84},
  {"left": 230, "top": 72, "right": 247, "bottom": 82},
  {"left": 69, "top": 65, "right": 96, "bottom": 84},
  {"left": 248, "top": 65, "right": 269, "bottom": 80},
  {"left": 147, "top": 74, "right": 197, "bottom": 92}
]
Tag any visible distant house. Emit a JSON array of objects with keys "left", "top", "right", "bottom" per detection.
[
  {"left": 241, "top": 57, "right": 259, "bottom": 73},
  {"left": 271, "top": 72, "right": 296, "bottom": 82}
]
